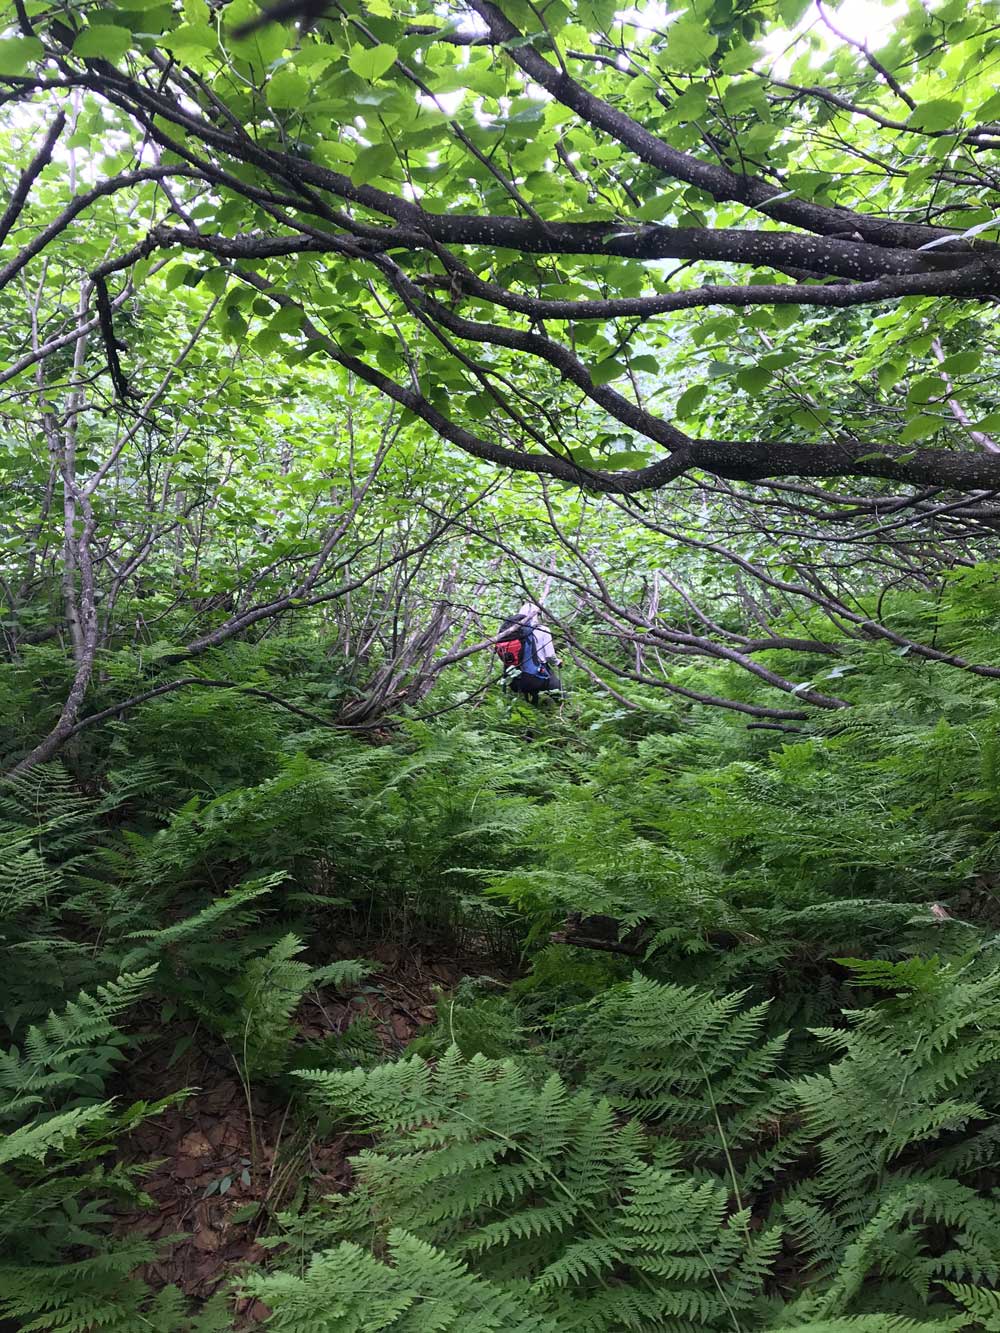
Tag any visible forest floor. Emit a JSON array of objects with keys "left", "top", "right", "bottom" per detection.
[{"left": 111, "top": 936, "right": 506, "bottom": 1323}]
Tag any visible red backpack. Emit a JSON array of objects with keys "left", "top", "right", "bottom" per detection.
[
  {"left": 494, "top": 617, "right": 528, "bottom": 671},
  {"left": 494, "top": 615, "right": 548, "bottom": 682}
]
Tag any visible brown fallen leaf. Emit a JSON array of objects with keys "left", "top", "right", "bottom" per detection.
[
  {"left": 204, "top": 1121, "right": 227, "bottom": 1148},
  {"left": 192, "top": 1227, "right": 222, "bottom": 1252},
  {"left": 177, "top": 1130, "right": 213, "bottom": 1158},
  {"left": 175, "top": 1155, "right": 206, "bottom": 1179},
  {"left": 390, "top": 1011, "right": 412, "bottom": 1042},
  {"left": 222, "top": 1123, "right": 248, "bottom": 1150}
]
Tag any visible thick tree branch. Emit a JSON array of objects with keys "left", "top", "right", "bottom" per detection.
[
  {"left": 464, "top": 0, "right": 993, "bottom": 253},
  {"left": 0, "top": 110, "right": 65, "bottom": 248}
]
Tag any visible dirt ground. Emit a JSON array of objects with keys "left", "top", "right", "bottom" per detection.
[{"left": 113, "top": 938, "right": 500, "bottom": 1323}]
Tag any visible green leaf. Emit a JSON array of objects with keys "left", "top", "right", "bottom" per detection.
[
  {"left": 465, "top": 391, "right": 496, "bottom": 418},
  {"left": 719, "top": 41, "right": 756, "bottom": 74},
  {"left": 119, "top": 5, "right": 173, "bottom": 32},
  {"left": 202, "top": 269, "right": 229, "bottom": 296},
  {"left": 0, "top": 36, "right": 44, "bottom": 74},
  {"left": 877, "top": 362, "right": 905, "bottom": 391},
  {"left": 899, "top": 414, "right": 940, "bottom": 443},
  {"left": 907, "top": 376, "right": 944, "bottom": 405},
  {"left": 606, "top": 450, "right": 649, "bottom": 469},
  {"left": 228, "top": 0, "right": 287, "bottom": 65},
  {"left": 163, "top": 264, "right": 192, "bottom": 291},
  {"left": 293, "top": 44, "right": 337, "bottom": 71},
  {"left": 315, "top": 140, "right": 356, "bottom": 169},
  {"left": 591, "top": 357, "right": 626, "bottom": 385},
  {"left": 163, "top": 23, "right": 217, "bottom": 57},
  {"left": 675, "top": 384, "right": 707, "bottom": 417},
  {"left": 73, "top": 25, "right": 133, "bottom": 60},
  {"left": 231, "top": 1201, "right": 262, "bottom": 1223},
  {"left": 741, "top": 123, "right": 779, "bottom": 155},
  {"left": 759, "top": 351, "right": 798, "bottom": 370},
  {"left": 976, "top": 91, "right": 1000, "bottom": 121},
  {"left": 672, "top": 86, "right": 708, "bottom": 121},
  {"left": 771, "top": 305, "right": 799, "bottom": 329},
  {"left": 722, "top": 80, "right": 767, "bottom": 116},
  {"left": 941, "top": 350, "right": 980, "bottom": 376},
  {"left": 900, "top": 164, "right": 936, "bottom": 196},
  {"left": 660, "top": 19, "right": 717, "bottom": 71},
  {"left": 707, "top": 360, "right": 740, "bottom": 378},
  {"left": 908, "top": 99, "right": 963, "bottom": 132},
  {"left": 736, "top": 367, "right": 773, "bottom": 394},
  {"left": 628, "top": 355, "right": 660, "bottom": 375},
  {"left": 350, "top": 143, "right": 397, "bottom": 186},
  {"left": 348, "top": 43, "right": 398, "bottom": 81},
  {"left": 217, "top": 302, "right": 249, "bottom": 341},
  {"left": 269, "top": 305, "right": 302, "bottom": 334},
  {"left": 268, "top": 68, "right": 309, "bottom": 109}
]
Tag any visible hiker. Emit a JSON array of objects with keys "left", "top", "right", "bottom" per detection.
[
  {"left": 517, "top": 603, "right": 562, "bottom": 692},
  {"left": 494, "top": 602, "right": 562, "bottom": 704}
]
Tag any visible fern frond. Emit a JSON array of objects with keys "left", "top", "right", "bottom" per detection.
[{"left": 241, "top": 1229, "right": 563, "bottom": 1332}]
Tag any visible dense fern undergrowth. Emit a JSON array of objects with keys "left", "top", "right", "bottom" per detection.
[{"left": 3, "top": 580, "right": 1000, "bottom": 1332}]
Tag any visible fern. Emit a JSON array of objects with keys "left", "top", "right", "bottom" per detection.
[
  {"left": 287, "top": 1012, "right": 384, "bottom": 1074},
  {"left": 224, "top": 932, "right": 321, "bottom": 1077},
  {"left": 0, "top": 968, "right": 178, "bottom": 1330},
  {"left": 4, "top": 623, "right": 1000, "bottom": 1329},
  {"left": 558, "top": 974, "right": 794, "bottom": 1171},
  {"left": 0, "top": 1103, "right": 115, "bottom": 1167},
  {"left": 0, "top": 1246, "right": 231, "bottom": 1332},
  {"left": 409, "top": 980, "right": 532, "bottom": 1062},
  {"left": 242, "top": 1228, "right": 563, "bottom": 1331},
  {"left": 764, "top": 1320, "right": 962, "bottom": 1332},
  {"left": 123, "top": 873, "right": 279, "bottom": 956},
  {"left": 943, "top": 1282, "right": 1000, "bottom": 1331},
  {"left": 797, "top": 959, "right": 1000, "bottom": 1206},
  {"left": 0, "top": 968, "right": 155, "bottom": 1119},
  {"left": 293, "top": 1048, "right": 783, "bottom": 1329},
  {"left": 193, "top": 932, "right": 376, "bottom": 1078}
]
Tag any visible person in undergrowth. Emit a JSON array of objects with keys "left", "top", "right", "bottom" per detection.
[{"left": 495, "top": 602, "right": 563, "bottom": 705}]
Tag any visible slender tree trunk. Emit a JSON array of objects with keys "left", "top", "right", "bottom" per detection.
[{"left": 9, "top": 303, "right": 100, "bottom": 773}]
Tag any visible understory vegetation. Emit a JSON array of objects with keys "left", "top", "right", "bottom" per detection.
[
  {"left": 4, "top": 0, "right": 1000, "bottom": 1323},
  {"left": 3, "top": 578, "right": 1000, "bottom": 1330}
]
